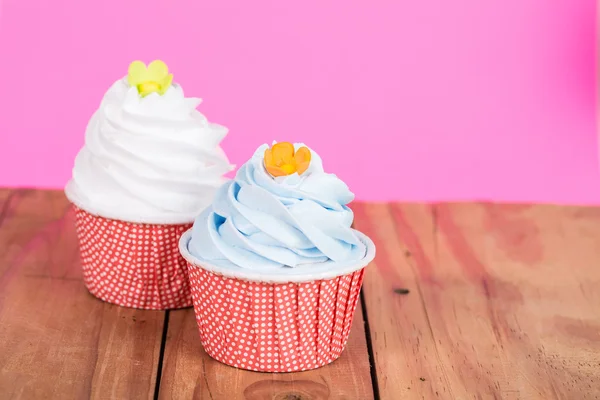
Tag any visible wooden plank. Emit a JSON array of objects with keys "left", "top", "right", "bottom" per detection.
[
  {"left": 432, "top": 203, "right": 600, "bottom": 399},
  {"left": 158, "top": 302, "right": 374, "bottom": 399},
  {"left": 0, "top": 189, "right": 165, "bottom": 399},
  {"left": 355, "top": 202, "right": 600, "bottom": 399},
  {"left": 353, "top": 202, "right": 443, "bottom": 399}
]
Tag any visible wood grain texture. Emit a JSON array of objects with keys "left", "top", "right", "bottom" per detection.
[
  {"left": 4, "top": 188, "right": 600, "bottom": 399},
  {"left": 354, "top": 202, "right": 600, "bottom": 400},
  {"left": 0, "top": 189, "right": 165, "bottom": 400},
  {"left": 158, "top": 304, "right": 373, "bottom": 400}
]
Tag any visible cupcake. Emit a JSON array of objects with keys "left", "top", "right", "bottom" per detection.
[
  {"left": 179, "top": 142, "right": 376, "bottom": 372},
  {"left": 66, "top": 60, "right": 234, "bottom": 310}
]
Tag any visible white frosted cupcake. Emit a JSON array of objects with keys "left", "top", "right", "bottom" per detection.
[
  {"left": 66, "top": 60, "right": 233, "bottom": 310},
  {"left": 179, "top": 142, "right": 375, "bottom": 372}
]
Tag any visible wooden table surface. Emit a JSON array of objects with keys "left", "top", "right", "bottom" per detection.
[{"left": 0, "top": 189, "right": 599, "bottom": 400}]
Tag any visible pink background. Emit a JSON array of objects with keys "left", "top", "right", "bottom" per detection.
[{"left": 0, "top": 0, "right": 597, "bottom": 203}]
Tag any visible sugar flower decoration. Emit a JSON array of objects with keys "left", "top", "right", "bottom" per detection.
[
  {"left": 127, "top": 60, "right": 174, "bottom": 97},
  {"left": 264, "top": 142, "right": 312, "bottom": 177}
]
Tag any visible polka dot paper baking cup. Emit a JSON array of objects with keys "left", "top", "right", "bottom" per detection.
[
  {"left": 74, "top": 207, "right": 193, "bottom": 310},
  {"left": 179, "top": 229, "right": 376, "bottom": 372}
]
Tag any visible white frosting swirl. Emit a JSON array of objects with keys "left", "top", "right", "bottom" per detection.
[{"left": 65, "top": 78, "right": 234, "bottom": 224}]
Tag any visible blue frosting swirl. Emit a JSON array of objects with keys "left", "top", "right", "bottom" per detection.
[{"left": 188, "top": 143, "right": 367, "bottom": 270}]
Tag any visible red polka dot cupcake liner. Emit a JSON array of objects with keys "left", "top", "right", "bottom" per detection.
[
  {"left": 74, "top": 206, "right": 193, "bottom": 310},
  {"left": 179, "top": 229, "right": 376, "bottom": 372}
]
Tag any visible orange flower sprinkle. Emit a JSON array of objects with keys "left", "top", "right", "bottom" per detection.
[{"left": 263, "top": 142, "right": 312, "bottom": 177}]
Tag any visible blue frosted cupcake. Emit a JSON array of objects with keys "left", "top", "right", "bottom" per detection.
[{"left": 179, "top": 142, "right": 375, "bottom": 372}]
